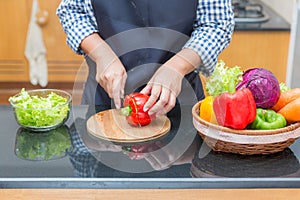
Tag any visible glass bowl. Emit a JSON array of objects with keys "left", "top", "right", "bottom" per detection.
[{"left": 9, "top": 89, "right": 72, "bottom": 132}]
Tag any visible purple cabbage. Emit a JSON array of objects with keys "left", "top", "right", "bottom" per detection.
[{"left": 236, "top": 68, "right": 280, "bottom": 108}]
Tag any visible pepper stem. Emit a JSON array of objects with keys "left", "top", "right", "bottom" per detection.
[{"left": 121, "top": 105, "right": 132, "bottom": 116}]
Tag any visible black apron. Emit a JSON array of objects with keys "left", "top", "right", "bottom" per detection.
[{"left": 83, "top": 0, "right": 204, "bottom": 106}]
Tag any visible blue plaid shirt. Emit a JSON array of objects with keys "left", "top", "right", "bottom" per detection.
[{"left": 57, "top": 0, "right": 235, "bottom": 76}]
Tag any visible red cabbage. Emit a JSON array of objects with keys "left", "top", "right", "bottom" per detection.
[{"left": 236, "top": 68, "right": 280, "bottom": 108}]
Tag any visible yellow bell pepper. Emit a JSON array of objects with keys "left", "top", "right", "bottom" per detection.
[{"left": 200, "top": 96, "right": 217, "bottom": 124}]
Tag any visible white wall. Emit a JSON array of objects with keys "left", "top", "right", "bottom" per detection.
[
  {"left": 286, "top": 2, "right": 300, "bottom": 87},
  {"left": 261, "top": 0, "right": 296, "bottom": 24},
  {"left": 260, "top": 0, "right": 300, "bottom": 87}
]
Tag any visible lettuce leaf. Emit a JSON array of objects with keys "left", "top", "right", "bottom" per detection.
[
  {"left": 9, "top": 89, "right": 69, "bottom": 127},
  {"left": 205, "top": 60, "right": 243, "bottom": 97},
  {"left": 279, "top": 82, "right": 290, "bottom": 93}
]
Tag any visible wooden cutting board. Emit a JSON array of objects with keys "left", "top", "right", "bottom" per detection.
[{"left": 86, "top": 109, "right": 171, "bottom": 143}]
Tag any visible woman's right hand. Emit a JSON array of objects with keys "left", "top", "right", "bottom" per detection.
[
  {"left": 81, "top": 33, "right": 127, "bottom": 108},
  {"left": 95, "top": 57, "right": 127, "bottom": 109}
]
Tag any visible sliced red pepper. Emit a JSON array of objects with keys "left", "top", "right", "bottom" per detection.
[
  {"left": 213, "top": 88, "right": 256, "bottom": 130},
  {"left": 121, "top": 93, "right": 155, "bottom": 126}
]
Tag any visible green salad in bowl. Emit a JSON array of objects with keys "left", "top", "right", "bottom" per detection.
[
  {"left": 15, "top": 125, "right": 72, "bottom": 161},
  {"left": 9, "top": 88, "right": 72, "bottom": 132}
]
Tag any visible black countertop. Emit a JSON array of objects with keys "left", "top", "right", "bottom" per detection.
[
  {"left": 1, "top": 104, "right": 300, "bottom": 189},
  {"left": 234, "top": 0, "right": 290, "bottom": 31}
]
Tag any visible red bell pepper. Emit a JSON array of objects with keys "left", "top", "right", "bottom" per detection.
[
  {"left": 121, "top": 93, "right": 155, "bottom": 126},
  {"left": 213, "top": 88, "right": 256, "bottom": 130}
]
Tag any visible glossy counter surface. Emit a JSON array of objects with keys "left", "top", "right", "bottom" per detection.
[{"left": 1, "top": 105, "right": 300, "bottom": 189}]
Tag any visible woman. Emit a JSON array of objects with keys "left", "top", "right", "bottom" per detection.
[{"left": 57, "top": 0, "right": 235, "bottom": 116}]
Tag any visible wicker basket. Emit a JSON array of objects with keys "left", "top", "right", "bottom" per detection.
[{"left": 192, "top": 101, "right": 300, "bottom": 155}]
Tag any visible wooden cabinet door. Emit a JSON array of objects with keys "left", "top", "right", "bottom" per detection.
[
  {"left": 0, "top": 0, "right": 29, "bottom": 81},
  {"left": 219, "top": 31, "right": 290, "bottom": 83},
  {"left": 36, "top": 0, "right": 85, "bottom": 83},
  {"left": 0, "top": 0, "right": 86, "bottom": 84}
]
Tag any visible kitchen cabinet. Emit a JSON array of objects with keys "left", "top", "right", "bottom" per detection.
[
  {"left": 0, "top": 0, "right": 84, "bottom": 83},
  {"left": 219, "top": 30, "right": 290, "bottom": 83},
  {"left": 37, "top": 0, "right": 85, "bottom": 83},
  {"left": 0, "top": 0, "right": 290, "bottom": 86},
  {"left": 0, "top": 1, "right": 29, "bottom": 82}
]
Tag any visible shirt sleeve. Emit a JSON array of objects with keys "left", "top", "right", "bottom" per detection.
[
  {"left": 56, "top": 0, "right": 98, "bottom": 55},
  {"left": 183, "top": 0, "right": 235, "bottom": 76}
]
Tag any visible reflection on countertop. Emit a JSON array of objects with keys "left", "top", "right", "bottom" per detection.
[
  {"left": 14, "top": 125, "right": 72, "bottom": 161},
  {"left": 191, "top": 146, "right": 300, "bottom": 178}
]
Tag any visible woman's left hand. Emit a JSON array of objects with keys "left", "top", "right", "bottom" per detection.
[
  {"left": 140, "top": 66, "right": 183, "bottom": 116},
  {"left": 141, "top": 49, "right": 201, "bottom": 116}
]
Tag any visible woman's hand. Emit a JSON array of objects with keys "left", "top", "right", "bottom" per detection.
[
  {"left": 81, "top": 33, "right": 127, "bottom": 108},
  {"left": 95, "top": 56, "right": 127, "bottom": 109},
  {"left": 140, "top": 66, "right": 183, "bottom": 116},
  {"left": 141, "top": 48, "right": 201, "bottom": 116}
]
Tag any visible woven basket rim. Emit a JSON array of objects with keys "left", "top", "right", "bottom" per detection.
[{"left": 192, "top": 101, "right": 300, "bottom": 136}]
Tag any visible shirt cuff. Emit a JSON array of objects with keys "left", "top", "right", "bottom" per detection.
[
  {"left": 183, "top": 37, "right": 218, "bottom": 77},
  {"left": 66, "top": 21, "right": 99, "bottom": 55}
]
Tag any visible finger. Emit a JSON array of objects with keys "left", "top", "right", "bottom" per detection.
[
  {"left": 99, "top": 79, "right": 110, "bottom": 97},
  {"left": 120, "top": 73, "right": 127, "bottom": 99},
  {"left": 156, "top": 93, "right": 176, "bottom": 116},
  {"left": 140, "top": 84, "right": 152, "bottom": 95},
  {"left": 112, "top": 77, "right": 123, "bottom": 109},
  {"left": 148, "top": 87, "right": 170, "bottom": 115},
  {"left": 114, "top": 98, "right": 121, "bottom": 109},
  {"left": 106, "top": 78, "right": 114, "bottom": 98},
  {"left": 105, "top": 71, "right": 120, "bottom": 98},
  {"left": 143, "top": 84, "right": 161, "bottom": 112}
]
